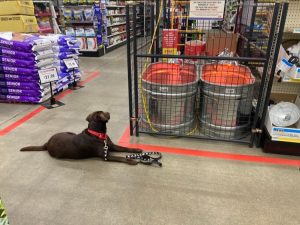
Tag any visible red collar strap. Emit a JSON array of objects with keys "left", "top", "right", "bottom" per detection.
[{"left": 87, "top": 129, "right": 107, "bottom": 140}]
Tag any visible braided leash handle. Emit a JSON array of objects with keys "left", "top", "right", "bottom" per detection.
[
  {"left": 126, "top": 152, "right": 162, "bottom": 167},
  {"left": 126, "top": 152, "right": 161, "bottom": 159}
]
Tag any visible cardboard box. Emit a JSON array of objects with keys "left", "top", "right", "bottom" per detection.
[
  {"left": 206, "top": 32, "right": 239, "bottom": 56},
  {"left": 0, "top": 15, "right": 38, "bottom": 33},
  {"left": 0, "top": 0, "right": 34, "bottom": 16},
  {"left": 265, "top": 93, "right": 300, "bottom": 143}
]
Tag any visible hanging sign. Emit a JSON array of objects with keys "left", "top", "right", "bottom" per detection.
[
  {"left": 63, "top": 58, "right": 78, "bottom": 69},
  {"left": 189, "top": 0, "right": 226, "bottom": 20},
  {"left": 162, "top": 29, "right": 179, "bottom": 62},
  {"left": 38, "top": 68, "right": 58, "bottom": 84}
]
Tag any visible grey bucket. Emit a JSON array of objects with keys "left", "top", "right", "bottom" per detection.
[
  {"left": 199, "top": 64, "right": 255, "bottom": 139},
  {"left": 141, "top": 63, "right": 198, "bottom": 133}
]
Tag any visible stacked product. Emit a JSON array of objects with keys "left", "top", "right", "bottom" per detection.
[
  {"left": 0, "top": 33, "right": 54, "bottom": 103},
  {"left": 45, "top": 34, "right": 82, "bottom": 94},
  {"left": 63, "top": 1, "right": 102, "bottom": 52},
  {"left": 0, "top": 0, "right": 38, "bottom": 33}
]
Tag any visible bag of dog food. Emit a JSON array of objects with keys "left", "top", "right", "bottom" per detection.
[
  {"left": 63, "top": 8, "right": 73, "bottom": 21},
  {"left": 0, "top": 65, "right": 38, "bottom": 76},
  {"left": 0, "top": 73, "right": 39, "bottom": 82},
  {"left": 0, "top": 81, "right": 42, "bottom": 90},
  {"left": 84, "top": 8, "right": 93, "bottom": 21},
  {"left": 0, "top": 88, "right": 43, "bottom": 97},
  {"left": 0, "top": 94, "right": 49, "bottom": 103},
  {"left": 0, "top": 47, "right": 35, "bottom": 59},
  {"left": 0, "top": 56, "right": 35, "bottom": 67}
]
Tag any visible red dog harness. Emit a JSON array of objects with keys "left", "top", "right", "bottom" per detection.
[{"left": 87, "top": 129, "right": 109, "bottom": 161}]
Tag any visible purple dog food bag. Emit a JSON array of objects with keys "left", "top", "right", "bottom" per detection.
[
  {"left": 0, "top": 81, "right": 41, "bottom": 90},
  {"left": 0, "top": 47, "right": 35, "bottom": 60},
  {"left": 0, "top": 35, "right": 52, "bottom": 52},
  {"left": 0, "top": 37, "right": 33, "bottom": 52},
  {"left": 0, "top": 88, "right": 42, "bottom": 97},
  {"left": 0, "top": 94, "right": 48, "bottom": 103},
  {"left": 0, "top": 56, "right": 35, "bottom": 67},
  {"left": 0, "top": 65, "right": 38, "bottom": 76},
  {"left": 0, "top": 73, "right": 39, "bottom": 82}
]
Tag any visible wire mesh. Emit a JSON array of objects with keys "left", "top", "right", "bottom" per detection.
[{"left": 126, "top": 0, "right": 283, "bottom": 143}]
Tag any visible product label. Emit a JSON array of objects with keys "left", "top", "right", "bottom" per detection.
[
  {"left": 63, "top": 58, "right": 78, "bottom": 69},
  {"left": 272, "top": 127, "right": 300, "bottom": 140},
  {"left": 38, "top": 68, "right": 59, "bottom": 84},
  {"left": 277, "top": 58, "right": 293, "bottom": 73}
]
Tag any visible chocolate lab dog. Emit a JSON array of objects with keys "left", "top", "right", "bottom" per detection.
[{"left": 20, "top": 111, "right": 142, "bottom": 165}]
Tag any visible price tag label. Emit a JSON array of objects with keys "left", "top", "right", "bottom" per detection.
[
  {"left": 63, "top": 58, "right": 78, "bottom": 69},
  {"left": 38, "top": 68, "right": 59, "bottom": 84}
]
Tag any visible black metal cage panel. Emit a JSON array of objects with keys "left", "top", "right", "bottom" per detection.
[{"left": 126, "top": 0, "right": 288, "bottom": 146}]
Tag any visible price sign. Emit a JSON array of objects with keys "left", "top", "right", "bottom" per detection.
[
  {"left": 63, "top": 58, "right": 78, "bottom": 69},
  {"left": 189, "top": 0, "right": 225, "bottom": 20},
  {"left": 38, "top": 68, "right": 59, "bottom": 84}
]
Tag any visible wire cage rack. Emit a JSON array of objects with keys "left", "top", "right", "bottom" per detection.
[{"left": 126, "top": 0, "right": 288, "bottom": 146}]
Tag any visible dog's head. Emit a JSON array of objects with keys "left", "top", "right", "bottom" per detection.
[{"left": 86, "top": 111, "right": 110, "bottom": 132}]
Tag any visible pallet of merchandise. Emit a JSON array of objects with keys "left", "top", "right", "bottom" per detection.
[
  {"left": 0, "top": 0, "right": 34, "bottom": 16},
  {"left": 0, "top": 15, "right": 38, "bottom": 33}
]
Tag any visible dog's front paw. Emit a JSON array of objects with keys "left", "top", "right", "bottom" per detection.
[
  {"left": 127, "top": 159, "right": 139, "bottom": 165},
  {"left": 132, "top": 148, "right": 143, "bottom": 153}
]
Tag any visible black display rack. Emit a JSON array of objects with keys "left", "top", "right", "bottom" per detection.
[{"left": 126, "top": 0, "right": 289, "bottom": 147}]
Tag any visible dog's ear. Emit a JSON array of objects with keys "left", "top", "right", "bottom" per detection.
[
  {"left": 86, "top": 112, "right": 95, "bottom": 122},
  {"left": 99, "top": 112, "right": 110, "bottom": 122}
]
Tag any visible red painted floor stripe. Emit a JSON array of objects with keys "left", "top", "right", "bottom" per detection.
[
  {"left": 118, "top": 126, "right": 131, "bottom": 144},
  {"left": 0, "top": 106, "right": 45, "bottom": 136},
  {"left": 118, "top": 127, "right": 300, "bottom": 168},
  {"left": 0, "top": 71, "right": 100, "bottom": 136}
]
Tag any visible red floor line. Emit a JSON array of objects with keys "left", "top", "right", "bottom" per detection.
[
  {"left": 118, "top": 127, "right": 300, "bottom": 168},
  {"left": 0, "top": 106, "right": 45, "bottom": 136},
  {"left": 118, "top": 126, "right": 131, "bottom": 144},
  {"left": 0, "top": 71, "right": 100, "bottom": 137}
]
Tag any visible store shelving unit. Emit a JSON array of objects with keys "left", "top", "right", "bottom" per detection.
[
  {"left": 33, "top": 0, "right": 60, "bottom": 34},
  {"left": 58, "top": 0, "right": 148, "bottom": 55},
  {"left": 262, "top": 0, "right": 300, "bottom": 148},
  {"left": 101, "top": 0, "right": 127, "bottom": 50},
  {"left": 61, "top": 1, "right": 104, "bottom": 56},
  {"left": 101, "top": 0, "right": 145, "bottom": 52}
]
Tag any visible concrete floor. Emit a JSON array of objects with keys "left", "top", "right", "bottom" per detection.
[{"left": 0, "top": 46, "right": 300, "bottom": 225}]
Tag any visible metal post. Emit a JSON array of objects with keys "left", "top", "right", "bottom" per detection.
[
  {"left": 155, "top": 0, "right": 160, "bottom": 60},
  {"left": 49, "top": 82, "right": 56, "bottom": 105},
  {"left": 257, "top": 2, "right": 289, "bottom": 146},
  {"left": 163, "top": 0, "right": 166, "bottom": 28},
  {"left": 126, "top": 5, "right": 134, "bottom": 136},
  {"left": 246, "top": 0, "right": 257, "bottom": 59},
  {"left": 133, "top": 4, "right": 139, "bottom": 136},
  {"left": 167, "top": 0, "right": 171, "bottom": 28},
  {"left": 250, "top": 3, "right": 280, "bottom": 147},
  {"left": 150, "top": 4, "right": 155, "bottom": 63}
]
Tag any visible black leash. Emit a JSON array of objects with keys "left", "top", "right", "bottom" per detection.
[{"left": 126, "top": 152, "right": 162, "bottom": 167}]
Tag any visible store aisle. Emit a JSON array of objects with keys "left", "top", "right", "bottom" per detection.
[{"left": 0, "top": 46, "right": 300, "bottom": 225}]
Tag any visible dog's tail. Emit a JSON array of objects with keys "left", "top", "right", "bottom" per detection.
[{"left": 20, "top": 143, "right": 47, "bottom": 152}]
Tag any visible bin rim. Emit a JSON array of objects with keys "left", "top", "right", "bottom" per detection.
[
  {"left": 200, "top": 63, "right": 255, "bottom": 88},
  {"left": 142, "top": 62, "right": 199, "bottom": 87}
]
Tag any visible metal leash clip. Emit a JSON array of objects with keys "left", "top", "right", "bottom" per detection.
[
  {"left": 126, "top": 152, "right": 162, "bottom": 167},
  {"left": 103, "top": 140, "right": 109, "bottom": 161}
]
